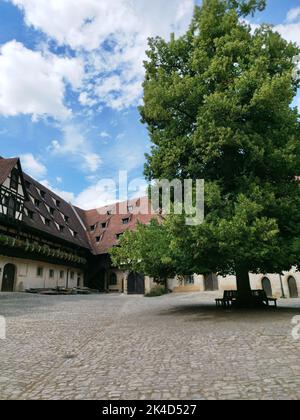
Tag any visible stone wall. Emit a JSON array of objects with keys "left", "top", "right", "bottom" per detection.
[
  {"left": 0, "top": 255, "right": 84, "bottom": 291},
  {"left": 168, "top": 271, "right": 300, "bottom": 298}
]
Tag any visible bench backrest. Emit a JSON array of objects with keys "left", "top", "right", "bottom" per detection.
[
  {"left": 224, "top": 290, "right": 237, "bottom": 299},
  {"left": 223, "top": 290, "right": 267, "bottom": 299}
]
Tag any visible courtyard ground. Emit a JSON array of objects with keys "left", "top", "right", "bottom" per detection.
[{"left": 0, "top": 291, "right": 299, "bottom": 400}]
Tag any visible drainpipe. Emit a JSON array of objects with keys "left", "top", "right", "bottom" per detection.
[{"left": 279, "top": 274, "right": 285, "bottom": 298}]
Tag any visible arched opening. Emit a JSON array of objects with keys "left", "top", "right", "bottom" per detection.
[
  {"left": 1, "top": 264, "right": 16, "bottom": 292},
  {"left": 127, "top": 272, "right": 145, "bottom": 295},
  {"left": 288, "top": 276, "right": 299, "bottom": 298},
  {"left": 204, "top": 273, "right": 219, "bottom": 291},
  {"left": 262, "top": 277, "right": 272, "bottom": 298}
]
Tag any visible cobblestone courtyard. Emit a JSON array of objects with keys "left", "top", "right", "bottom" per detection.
[{"left": 0, "top": 292, "right": 300, "bottom": 400}]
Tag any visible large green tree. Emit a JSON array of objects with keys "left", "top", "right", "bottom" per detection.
[{"left": 112, "top": 0, "right": 300, "bottom": 306}]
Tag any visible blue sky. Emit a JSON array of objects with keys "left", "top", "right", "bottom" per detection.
[{"left": 0, "top": 0, "right": 299, "bottom": 209}]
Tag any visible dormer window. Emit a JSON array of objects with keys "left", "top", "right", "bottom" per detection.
[
  {"left": 101, "top": 222, "right": 107, "bottom": 229},
  {"left": 90, "top": 224, "right": 96, "bottom": 232},
  {"left": 40, "top": 190, "right": 46, "bottom": 199},
  {"left": 45, "top": 218, "right": 51, "bottom": 227},
  {"left": 10, "top": 169, "right": 19, "bottom": 190},
  {"left": 56, "top": 200, "right": 60, "bottom": 208},
  {"left": 122, "top": 218, "right": 130, "bottom": 225},
  {"left": 64, "top": 215, "right": 69, "bottom": 223},
  {"left": 70, "top": 229, "right": 78, "bottom": 238},
  {"left": 34, "top": 199, "right": 41, "bottom": 207},
  {"left": 59, "top": 225, "right": 64, "bottom": 232},
  {"left": 96, "top": 235, "right": 103, "bottom": 243},
  {"left": 50, "top": 208, "right": 55, "bottom": 216},
  {"left": 128, "top": 205, "right": 133, "bottom": 212},
  {"left": 28, "top": 210, "right": 34, "bottom": 219}
]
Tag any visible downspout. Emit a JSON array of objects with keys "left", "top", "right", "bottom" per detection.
[{"left": 279, "top": 274, "right": 285, "bottom": 298}]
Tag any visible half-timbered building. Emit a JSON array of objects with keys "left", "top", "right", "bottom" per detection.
[{"left": 0, "top": 156, "right": 299, "bottom": 298}]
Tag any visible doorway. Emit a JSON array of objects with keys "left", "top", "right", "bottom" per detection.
[
  {"left": 288, "top": 276, "right": 299, "bottom": 298},
  {"left": 262, "top": 277, "right": 272, "bottom": 297},
  {"left": 204, "top": 273, "right": 219, "bottom": 291},
  {"left": 127, "top": 272, "right": 145, "bottom": 295},
  {"left": 1, "top": 264, "right": 16, "bottom": 292}
]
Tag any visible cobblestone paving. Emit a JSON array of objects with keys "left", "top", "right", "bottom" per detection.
[{"left": 0, "top": 292, "right": 300, "bottom": 400}]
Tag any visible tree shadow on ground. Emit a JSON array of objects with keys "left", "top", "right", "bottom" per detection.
[{"left": 158, "top": 302, "right": 300, "bottom": 323}]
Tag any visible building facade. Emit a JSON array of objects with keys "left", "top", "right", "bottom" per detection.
[
  {"left": 168, "top": 272, "right": 300, "bottom": 298},
  {"left": 0, "top": 156, "right": 299, "bottom": 299}
]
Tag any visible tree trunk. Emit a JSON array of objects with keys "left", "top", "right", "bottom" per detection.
[
  {"left": 163, "top": 278, "right": 168, "bottom": 293},
  {"left": 235, "top": 266, "right": 253, "bottom": 308}
]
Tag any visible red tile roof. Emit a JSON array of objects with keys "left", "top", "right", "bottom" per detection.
[
  {"left": 76, "top": 197, "right": 161, "bottom": 255},
  {"left": 0, "top": 156, "right": 161, "bottom": 255},
  {"left": 0, "top": 157, "right": 19, "bottom": 185}
]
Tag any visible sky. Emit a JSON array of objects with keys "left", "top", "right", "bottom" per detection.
[{"left": 0, "top": 0, "right": 300, "bottom": 210}]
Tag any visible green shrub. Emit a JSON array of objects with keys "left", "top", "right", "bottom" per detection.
[{"left": 145, "top": 286, "right": 169, "bottom": 297}]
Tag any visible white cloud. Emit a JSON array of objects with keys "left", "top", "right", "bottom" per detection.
[
  {"left": 10, "top": 0, "right": 194, "bottom": 110},
  {"left": 274, "top": 22, "right": 300, "bottom": 45},
  {"left": 116, "top": 132, "right": 125, "bottom": 140},
  {"left": 100, "top": 131, "right": 110, "bottom": 139},
  {"left": 287, "top": 7, "right": 300, "bottom": 23},
  {"left": 0, "top": 40, "right": 83, "bottom": 120},
  {"left": 73, "top": 181, "right": 118, "bottom": 210},
  {"left": 20, "top": 153, "right": 47, "bottom": 179},
  {"left": 39, "top": 179, "right": 75, "bottom": 203},
  {"left": 40, "top": 178, "right": 118, "bottom": 209},
  {"left": 49, "top": 124, "right": 102, "bottom": 173},
  {"left": 79, "top": 92, "right": 97, "bottom": 107}
]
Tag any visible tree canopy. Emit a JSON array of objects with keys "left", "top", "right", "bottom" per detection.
[{"left": 111, "top": 0, "right": 300, "bottom": 302}]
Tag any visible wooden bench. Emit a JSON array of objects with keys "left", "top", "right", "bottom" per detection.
[
  {"left": 216, "top": 290, "right": 277, "bottom": 308},
  {"left": 252, "top": 290, "right": 277, "bottom": 308},
  {"left": 215, "top": 290, "right": 237, "bottom": 308}
]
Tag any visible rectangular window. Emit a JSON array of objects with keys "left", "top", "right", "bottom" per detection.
[
  {"left": 60, "top": 270, "right": 64, "bottom": 279},
  {"left": 128, "top": 206, "right": 133, "bottom": 212},
  {"left": 59, "top": 225, "right": 64, "bottom": 233},
  {"left": 34, "top": 199, "right": 41, "bottom": 207},
  {"left": 122, "top": 218, "right": 130, "bottom": 225},
  {"left": 56, "top": 200, "right": 60, "bottom": 207},
  {"left": 45, "top": 219, "right": 51, "bottom": 227},
  {"left": 49, "top": 269, "right": 54, "bottom": 278},
  {"left": 70, "top": 271, "right": 75, "bottom": 280},
  {"left": 37, "top": 267, "right": 43, "bottom": 277},
  {"left": 90, "top": 224, "right": 96, "bottom": 231},
  {"left": 64, "top": 215, "right": 69, "bottom": 223},
  {"left": 101, "top": 222, "right": 107, "bottom": 229}
]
